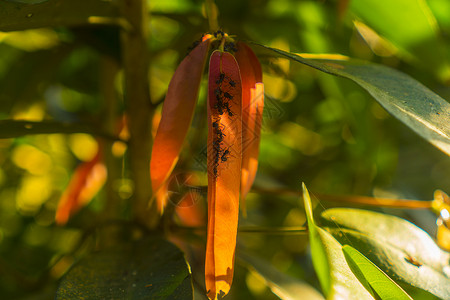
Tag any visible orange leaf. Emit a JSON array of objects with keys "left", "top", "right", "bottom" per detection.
[
  {"left": 235, "top": 42, "right": 264, "bottom": 216},
  {"left": 55, "top": 150, "right": 107, "bottom": 225},
  {"left": 150, "top": 40, "right": 210, "bottom": 213},
  {"left": 205, "top": 50, "right": 242, "bottom": 300}
]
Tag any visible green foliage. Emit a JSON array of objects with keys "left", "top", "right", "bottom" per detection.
[
  {"left": 0, "top": 0, "right": 448, "bottom": 299},
  {"left": 343, "top": 245, "right": 412, "bottom": 300},
  {"left": 56, "top": 237, "right": 193, "bottom": 300}
]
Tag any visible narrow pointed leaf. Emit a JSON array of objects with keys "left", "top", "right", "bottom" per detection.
[
  {"left": 205, "top": 51, "right": 242, "bottom": 300},
  {"left": 302, "top": 184, "right": 374, "bottom": 299},
  {"left": 150, "top": 40, "right": 210, "bottom": 212},
  {"left": 235, "top": 42, "right": 264, "bottom": 216},
  {"left": 253, "top": 44, "right": 450, "bottom": 156},
  {"left": 343, "top": 245, "right": 413, "bottom": 300},
  {"left": 56, "top": 150, "right": 106, "bottom": 225}
]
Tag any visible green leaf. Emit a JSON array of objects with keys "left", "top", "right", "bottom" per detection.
[
  {"left": 56, "top": 237, "right": 193, "bottom": 300},
  {"left": 252, "top": 44, "right": 450, "bottom": 156},
  {"left": 322, "top": 208, "right": 450, "bottom": 299},
  {"left": 350, "top": 0, "right": 450, "bottom": 82},
  {"left": 302, "top": 183, "right": 374, "bottom": 299},
  {"left": 343, "top": 245, "right": 413, "bottom": 300},
  {"left": 0, "top": 0, "right": 120, "bottom": 32},
  {"left": 0, "top": 120, "right": 118, "bottom": 140},
  {"left": 238, "top": 250, "right": 324, "bottom": 300}
]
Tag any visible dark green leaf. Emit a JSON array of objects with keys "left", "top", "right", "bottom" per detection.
[
  {"left": 0, "top": 0, "right": 120, "bottom": 32},
  {"left": 343, "top": 245, "right": 413, "bottom": 300},
  {"left": 56, "top": 237, "right": 193, "bottom": 300},
  {"left": 252, "top": 44, "right": 450, "bottom": 156}
]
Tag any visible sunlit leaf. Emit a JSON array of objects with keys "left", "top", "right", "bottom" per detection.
[
  {"left": 343, "top": 245, "right": 413, "bottom": 300},
  {"left": 205, "top": 50, "right": 242, "bottom": 300},
  {"left": 0, "top": 0, "right": 120, "bottom": 32},
  {"left": 322, "top": 208, "right": 450, "bottom": 299},
  {"left": 56, "top": 237, "right": 193, "bottom": 299},
  {"left": 235, "top": 42, "right": 264, "bottom": 217},
  {"left": 253, "top": 44, "right": 450, "bottom": 156},
  {"left": 150, "top": 40, "right": 210, "bottom": 213},
  {"left": 302, "top": 183, "right": 374, "bottom": 299},
  {"left": 239, "top": 250, "right": 325, "bottom": 300},
  {"left": 350, "top": 0, "right": 450, "bottom": 82}
]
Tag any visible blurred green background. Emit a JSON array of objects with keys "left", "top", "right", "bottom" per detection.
[{"left": 0, "top": 0, "right": 449, "bottom": 298}]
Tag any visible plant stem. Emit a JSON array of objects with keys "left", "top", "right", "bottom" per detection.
[
  {"left": 120, "top": 0, "right": 157, "bottom": 228},
  {"left": 205, "top": 0, "right": 219, "bottom": 31}
]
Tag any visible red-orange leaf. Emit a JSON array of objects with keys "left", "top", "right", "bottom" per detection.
[
  {"left": 235, "top": 42, "right": 264, "bottom": 216},
  {"left": 205, "top": 50, "right": 242, "bottom": 300},
  {"left": 55, "top": 150, "right": 107, "bottom": 225},
  {"left": 150, "top": 40, "right": 210, "bottom": 213}
]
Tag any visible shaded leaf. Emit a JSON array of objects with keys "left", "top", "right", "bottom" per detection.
[
  {"left": 343, "top": 245, "right": 413, "bottom": 300},
  {"left": 238, "top": 250, "right": 324, "bottom": 300},
  {"left": 0, "top": 0, "right": 120, "bottom": 32},
  {"left": 350, "top": 0, "right": 450, "bottom": 82},
  {"left": 253, "top": 44, "right": 450, "bottom": 156},
  {"left": 56, "top": 237, "right": 193, "bottom": 300},
  {"left": 205, "top": 51, "right": 242, "bottom": 300},
  {"left": 150, "top": 40, "right": 210, "bottom": 213},
  {"left": 302, "top": 184, "right": 374, "bottom": 299},
  {"left": 322, "top": 208, "right": 450, "bottom": 299},
  {"left": 0, "top": 120, "right": 118, "bottom": 140}
]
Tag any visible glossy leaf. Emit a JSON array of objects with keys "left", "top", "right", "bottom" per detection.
[
  {"left": 302, "top": 184, "right": 373, "bottom": 299},
  {"left": 55, "top": 150, "right": 106, "bottom": 225},
  {"left": 150, "top": 40, "right": 210, "bottom": 213},
  {"left": 205, "top": 51, "right": 242, "bottom": 300},
  {"left": 350, "top": 0, "right": 450, "bottom": 82},
  {"left": 343, "top": 245, "right": 413, "bottom": 300},
  {"left": 322, "top": 208, "right": 450, "bottom": 299},
  {"left": 253, "top": 44, "right": 450, "bottom": 156},
  {"left": 239, "top": 250, "right": 324, "bottom": 300},
  {"left": 56, "top": 237, "right": 193, "bottom": 299},
  {"left": 0, "top": 0, "right": 120, "bottom": 32},
  {"left": 235, "top": 42, "right": 264, "bottom": 216}
]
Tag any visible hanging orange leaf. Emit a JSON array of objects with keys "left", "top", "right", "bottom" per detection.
[
  {"left": 235, "top": 42, "right": 264, "bottom": 216},
  {"left": 205, "top": 50, "right": 242, "bottom": 300},
  {"left": 55, "top": 149, "right": 107, "bottom": 225},
  {"left": 150, "top": 40, "right": 210, "bottom": 213}
]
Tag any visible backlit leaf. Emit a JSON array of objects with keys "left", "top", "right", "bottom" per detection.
[
  {"left": 343, "top": 245, "right": 413, "bottom": 300},
  {"left": 150, "top": 40, "right": 210, "bottom": 213},
  {"left": 205, "top": 50, "right": 242, "bottom": 300}
]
